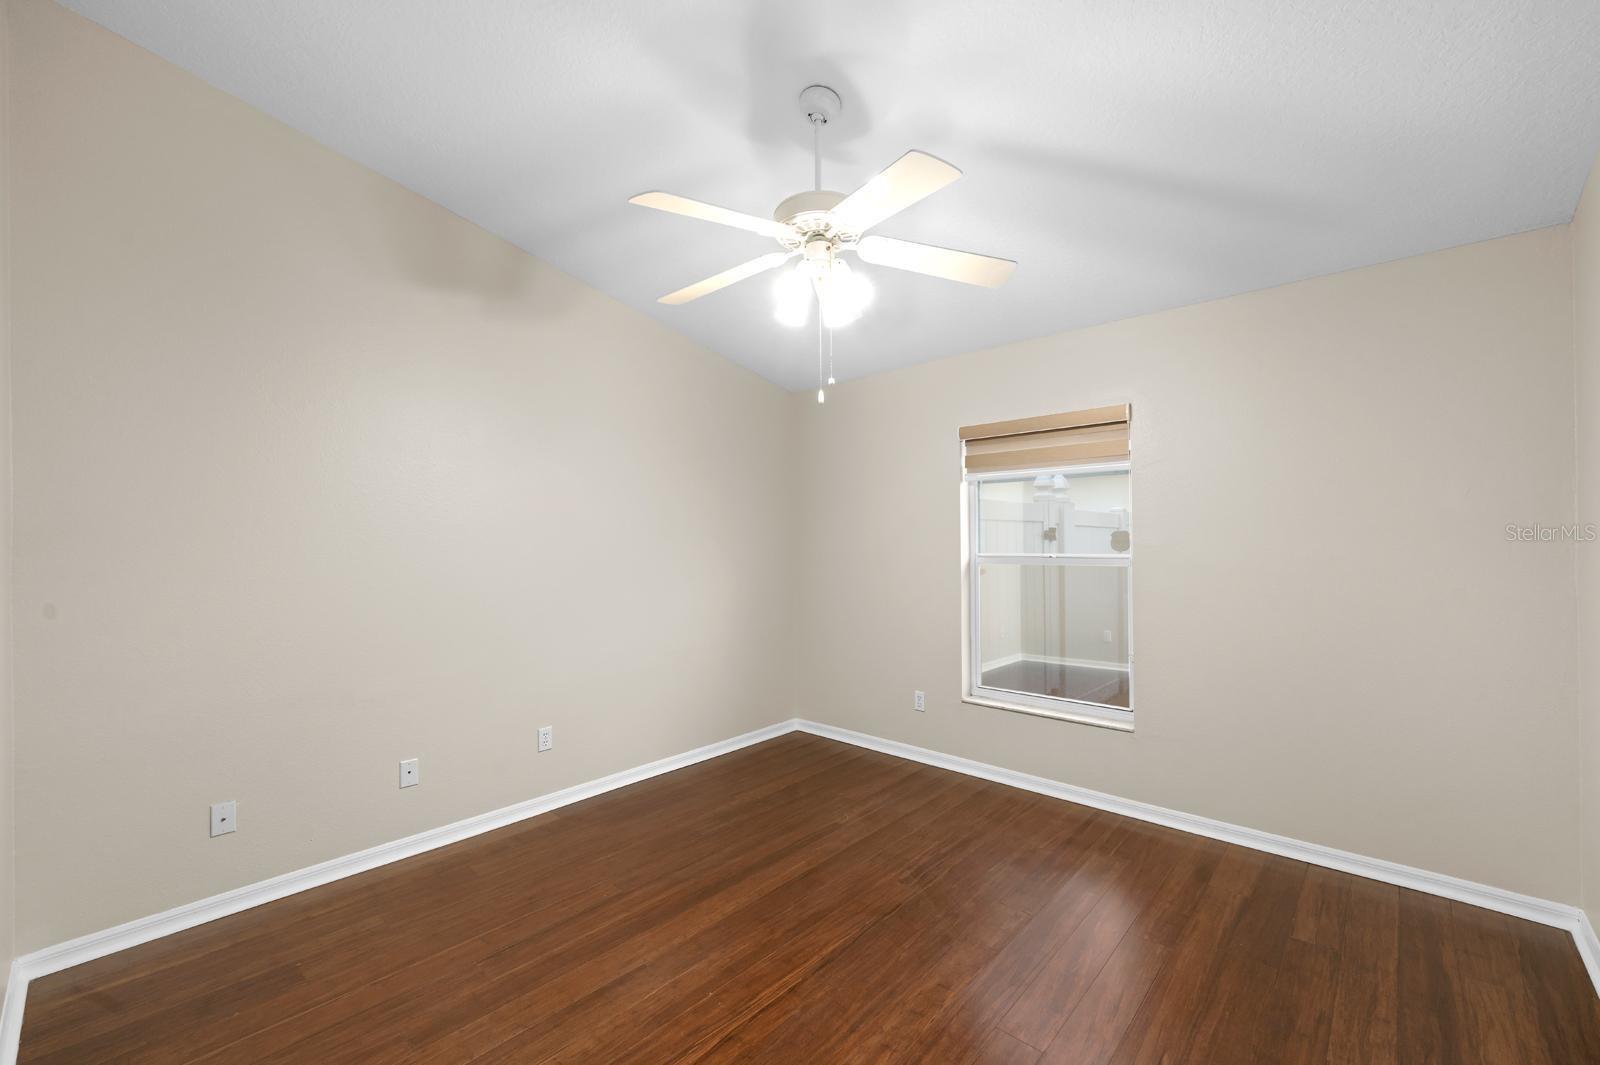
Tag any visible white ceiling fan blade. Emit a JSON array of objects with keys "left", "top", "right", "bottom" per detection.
[
  {"left": 830, "top": 151, "right": 962, "bottom": 235},
  {"left": 857, "top": 236, "right": 1016, "bottom": 288},
  {"left": 658, "top": 251, "right": 795, "bottom": 305},
  {"left": 629, "top": 191, "right": 793, "bottom": 240}
]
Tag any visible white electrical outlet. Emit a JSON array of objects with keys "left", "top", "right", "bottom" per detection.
[
  {"left": 210, "top": 800, "right": 236, "bottom": 837},
  {"left": 538, "top": 725, "right": 553, "bottom": 752},
  {"left": 913, "top": 690, "right": 925, "bottom": 712},
  {"left": 399, "top": 758, "right": 420, "bottom": 788}
]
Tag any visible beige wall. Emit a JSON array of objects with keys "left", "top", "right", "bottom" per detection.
[
  {"left": 6, "top": 0, "right": 793, "bottom": 951},
  {"left": 795, "top": 225, "right": 1581, "bottom": 904},
  {"left": 0, "top": 0, "right": 15, "bottom": 978},
  {"left": 1577, "top": 150, "right": 1600, "bottom": 927}
]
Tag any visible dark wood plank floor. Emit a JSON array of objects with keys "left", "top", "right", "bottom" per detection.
[{"left": 18, "top": 733, "right": 1600, "bottom": 1063}]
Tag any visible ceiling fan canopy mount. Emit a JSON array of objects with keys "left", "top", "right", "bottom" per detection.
[{"left": 797, "top": 83, "right": 843, "bottom": 126}]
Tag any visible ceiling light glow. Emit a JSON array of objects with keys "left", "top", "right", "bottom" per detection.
[
  {"left": 774, "top": 264, "right": 812, "bottom": 327},
  {"left": 820, "top": 258, "right": 872, "bottom": 329}
]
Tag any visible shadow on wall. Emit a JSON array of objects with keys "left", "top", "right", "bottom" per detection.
[{"left": 379, "top": 196, "right": 584, "bottom": 318}]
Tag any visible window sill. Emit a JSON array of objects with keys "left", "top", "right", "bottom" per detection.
[{"left": 962, "top": 694, "right": 1135, "bottom": 733}]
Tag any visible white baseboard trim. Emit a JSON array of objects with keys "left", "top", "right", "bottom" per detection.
[
  {"left": 2, "top": 713, "right": 1595, "bottom": 1065},
  {"left": 793, "top": 718, "right": 1600, "bottom": 999},
  {"left": 0, "top": 718, "right": 799, "bottom": 1064},
  {"left": 1577, "top": 912, "right": 1600, "bottom": 1000},
  {"left": 0, "top": 961, "right": 22, "bottom": 1065}
]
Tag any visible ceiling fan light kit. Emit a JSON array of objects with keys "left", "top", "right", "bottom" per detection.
[{"left": 629, "top": 84, "right": 1015, "bottom": 399}]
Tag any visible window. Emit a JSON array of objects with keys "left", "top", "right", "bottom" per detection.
[{"left": 962, "top": 406, "right": 1132, "bottom": 727}]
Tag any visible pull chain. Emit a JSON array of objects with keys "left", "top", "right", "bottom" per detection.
[
  {"left": 827, "top": 326, "right": 835, "bottom": 386},
  {"left": 816, "top": 304, "right": 826, "bottom": 404}
]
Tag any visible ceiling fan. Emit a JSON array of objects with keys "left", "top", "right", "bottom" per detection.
[{"left": 628, "top": 85, "right": 1016, "bottom": 375}]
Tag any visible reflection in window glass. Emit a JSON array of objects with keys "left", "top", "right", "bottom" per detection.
[
  {"left": 970, "top": 466, "right": 1131, "bottom": 716},
  {"left": 977, "top": 563, "right": 1129, "bottom": 708},
  {"left": 977, "top": 470, "right": 1130, "bottom": 555}
]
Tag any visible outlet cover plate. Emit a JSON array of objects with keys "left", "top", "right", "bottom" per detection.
[
  {"left": 210, "top": 800, "right": 237, "bottom": 837},
  {"left": 399, "top": 758, "right": 420, "bottom": 788}
]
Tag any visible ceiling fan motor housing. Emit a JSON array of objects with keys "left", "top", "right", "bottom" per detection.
[{"left": 773, "top": 190, "right": 856, "bottom": 249}]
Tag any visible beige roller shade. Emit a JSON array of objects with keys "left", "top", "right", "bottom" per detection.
[{"left": 960, "top": 404, "right": 1131, "bottom": 473}]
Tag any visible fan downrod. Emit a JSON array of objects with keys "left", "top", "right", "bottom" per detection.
[{"left": 774, "top": 85, "right": 851, "bottom": 240}]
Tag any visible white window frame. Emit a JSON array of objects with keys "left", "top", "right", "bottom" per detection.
[{"left": 964, "top": 460, "right": 1133, "bottom": 731}]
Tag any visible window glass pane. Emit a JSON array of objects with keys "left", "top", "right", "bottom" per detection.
[
  {"left": 977, "top": 470, "right": 1130, "bottom": 554},
  {"left": 977, "top": 561, "right": 1129, "bottom": 708}
]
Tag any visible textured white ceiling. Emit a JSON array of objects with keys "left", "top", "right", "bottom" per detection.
[{"left": 60, "top": 0, "right": 1600, "bottom": 390}]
